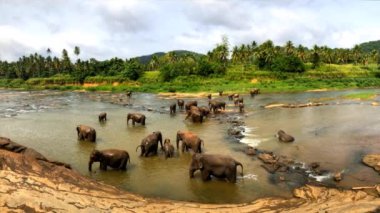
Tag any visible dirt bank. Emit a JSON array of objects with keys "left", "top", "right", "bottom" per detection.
[{"left": 0, "top": 138, "right": 379, "bottom": 212}]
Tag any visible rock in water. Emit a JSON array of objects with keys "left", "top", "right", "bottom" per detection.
[{"left": 362, "top": 154, "right": 380, "bottom": 174}]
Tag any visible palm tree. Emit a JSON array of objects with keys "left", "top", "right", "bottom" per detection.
[
  {"left": 74, "top": 46, "right": 81, "bottom": 67},
  {"left": 284, "top": 41, "right": 294, "bottom": 55},
  {"left": 352, "top": 45, "right": 362, "bottom": 65},
  {"left": 311, "top": 45, "right": 321, "bottom": 69}
]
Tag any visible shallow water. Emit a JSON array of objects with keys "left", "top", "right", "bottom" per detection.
[{"left": 0, "top": 89, "right": 380, "bottom": 203}]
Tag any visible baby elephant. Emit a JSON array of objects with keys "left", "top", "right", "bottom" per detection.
[
  {"left": 276, "top": 130, "right": 295, "bottom": 142},
  {"left": 76, "top": 125, "right": 96, "bottom": 142},
  {"left": 170, "top": 103, "right": 176, "bottom": 114},
  {"left": 127, "top": 113, "right": 146, "bottom": 125},
  {"left": 163, "top": 138, "right": 175, "bottom": 159},
  {"left": 98, "top": 112, "right": 107, "bottom": 122}
]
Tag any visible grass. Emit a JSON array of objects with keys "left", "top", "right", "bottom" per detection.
[{"left": 341, "top": 92, "right": 377, "bottom": 100}]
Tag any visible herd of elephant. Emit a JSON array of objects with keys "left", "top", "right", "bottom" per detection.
[{"left": 77, "top": 88, "right": 294, "bottom": 183}]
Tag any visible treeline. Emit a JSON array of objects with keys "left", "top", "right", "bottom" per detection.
[
  {"left": 0, "top": 38, "right": 380, "bottom": 83},
  {"left": 0, "top": 47, "right": 144, "bottom": 83}
]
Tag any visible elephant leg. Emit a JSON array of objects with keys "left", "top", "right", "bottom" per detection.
[
  {"left": 201, "top": 170, "right": 211, "bottom": 181},
  {"left": 119, "top": 158, "right": 127, "bottom": 170},
  {"left": 79, "top": 132, "right": 84, "bottom": 140},
  {"left": 181, "top": 143, "right": 185, "bottom": 152},
  {"left": 198, "top": 145, "right": 202, "bottom": 153},
  {"left": 132, "top": 120, "right": 135, "bottom": 125},
  {"left": 100, "top": 162, "right": 107, "bottom": 170},
  {"left": 226, "top": 169, "right": 237, "bottom": 183}
]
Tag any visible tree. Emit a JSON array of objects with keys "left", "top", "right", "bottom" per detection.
[
  {"left": 74, "top": 46, "right": 80, "bottom": 58},
  {"left": 284, "top": 41, "right": 295, "bottom": 55},
  {"left": 271, "top": 54, "right": 305, "bottom": 73},
  {"left": 311, "top": 45, "right": 321, "bottom": 69},
  {"left": 207, "top": 35, "right": 229, "bottom": 73},
  {"left": 61, "top": 49, "right": 72, "bottom": 74},
  {"left": 123, "top": 59, "right": 143, "bottom": 80}
]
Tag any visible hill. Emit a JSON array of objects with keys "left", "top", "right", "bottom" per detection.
[
  {"left": 359, "top": 40, "right": 380, "bottom": 53},
  {"left": 133, "top": 50, "right": 204, "bottom": 64}
]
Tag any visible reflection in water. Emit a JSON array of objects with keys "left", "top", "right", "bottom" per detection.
[{"left": 1, "top": 89, "right": 380, "bottom": 203}]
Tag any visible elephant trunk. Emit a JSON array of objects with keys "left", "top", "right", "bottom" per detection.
[
  {"left": 236, "top": 162, "right": 244, "bottom": 176},
  {"left": 189, "top": 167, "right": 197, "bottom": 178},
  {"left": 88, "top": 160, "right": 93, "bottom": 171},
  {"left": 157, "top": 132, "right": 163, "bottom": 149}
]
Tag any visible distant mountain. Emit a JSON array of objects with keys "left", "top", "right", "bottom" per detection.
[
  {"left": 358, "top": 40, "right": 380, "bottom": 53},
  {"left": 133, "top": 50, "right": 204, "bottom": 65}
]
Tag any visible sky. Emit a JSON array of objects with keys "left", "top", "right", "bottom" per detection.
[{"left": 0, "top": 0, "right": 379, "bottom": 61}]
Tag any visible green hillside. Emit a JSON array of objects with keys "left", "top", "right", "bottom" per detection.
[
  {"left": 133, "top": 50, "right": 204, "bottom": 64},
  {"left": 359, "top": 40, "right": 380, "bottom": 53}
]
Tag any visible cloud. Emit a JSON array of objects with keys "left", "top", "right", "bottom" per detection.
[
  {"left": 0, "top": 0, "right": 379, "bottom": 61},
  {"left": 94, "top": 0, "right": 157, "bottom": 34},
  {"left": 184, "top": 0, "right": 254, "bottom": 30}
]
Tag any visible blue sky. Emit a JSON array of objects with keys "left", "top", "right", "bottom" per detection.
[{"left": 0, "top": 0, "right": 379, "bottom": 61}]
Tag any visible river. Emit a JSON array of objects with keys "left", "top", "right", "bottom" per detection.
[{"left": 0, "top": 89, "right": 379, "bottom": 203}]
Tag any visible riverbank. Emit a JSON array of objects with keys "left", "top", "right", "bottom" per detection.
[{"left": 0, "top": 140, "right": 379, "bottom": 212}]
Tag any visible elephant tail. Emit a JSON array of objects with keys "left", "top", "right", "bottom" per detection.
[
  {"left": 136, "top": 145, "right": 142, "bottom": 152},
  {"left": 236, "top": 161, "right": 243, "bottom": 176}
]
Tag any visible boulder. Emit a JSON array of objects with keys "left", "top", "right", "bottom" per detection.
[
  {"left": 333, "top": 172, "right": 343, "bottom": 182},
  {"left": 362, "top": 154, "right": 380, "bottom": 174}
]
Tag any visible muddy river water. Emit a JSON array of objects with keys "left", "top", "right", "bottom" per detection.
[{"left": 1, "top": 89, "right": 380, "bottom": 203}]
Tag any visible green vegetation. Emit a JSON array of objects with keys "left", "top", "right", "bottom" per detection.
[
  {"left": 1, "top": 38, "right": 380, "bottom": 93},
  {"left": 341, "top": 92, "right": 377, "bottom": 100},
  {"left": 359, "top": 40, "right": 380, "bottom": 53}
]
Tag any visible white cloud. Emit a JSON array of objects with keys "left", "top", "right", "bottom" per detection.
[{"left": 0, "top": 0, "right": 379, "bottom": 61}]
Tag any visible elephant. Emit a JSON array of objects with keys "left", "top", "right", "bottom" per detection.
[
  {"left": 185, "top": 106, "right": 204, "bottom": 123},
  {"left": 136, "top": 131, "right": 163, "bottom": 157},
  {"left": 198, "top": 106, "right": 210, "bottom": 117},
  {"left": 176, "top": 130, "right": 204, "bottom": 153},
  {"left": 250, "top": 88, "right": 260, "bottom": 97},
  {"left": 88, "top": 149, "right": 130, "bottom": 171},
  {"left": 238, "top": 102, "right": 244, "bottom": 113},
  {"left": 76, "top": 125, "right": 96, "bottom": 142},
  {"left": 207, "top": 94, "right": 212, "bottom": 99},
  {"left": 163, "top": 138, "right": 175, "bottom": 159},
  {"left": 170, "top": 103, "right": 176, "bottom": 114},
  {"left": 127, "top": 113, "right": 146, "bottom": 125},
  {"left": 98, "top": 112, "right": 107, "bottom": 122},
  {"left": 276, "top": 130, "right": 295, "bottom": 142},
  {"left": 189, "top": 153, "right": 243, "bottom": 183},
  {"left": 234, "top": 97, "right": 243, "bottom": 106},
  {"left": 209, "top": 100, "right": 226, "bottom": 113},
  {"left": 228, "top": 94, "right": 239, "bottom": 100},
  {"left": 126, "top": 91, "right": 132, "bottom": 98},
  {"left": 177, "top": 99, "right": 184, "bottom": 110},
  {"left": 219, "top": 91, "right": 223, "bottom": 96},
  {"left": 185, "top": 100, "right": 198, "bottom": 111}
]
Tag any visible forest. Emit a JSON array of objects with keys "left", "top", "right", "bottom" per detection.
[{"left": 0, "top": 38, "right": 380, "bottom": 92}]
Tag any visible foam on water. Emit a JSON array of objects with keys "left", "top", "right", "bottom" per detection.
[{"left": 238, "top": 173, "right": 258, "bottom": 180}]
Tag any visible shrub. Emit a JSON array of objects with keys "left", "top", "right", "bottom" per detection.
[{"left": 271, "top": 55, "right": 305, "bottom": 73}]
